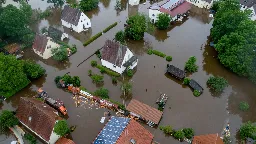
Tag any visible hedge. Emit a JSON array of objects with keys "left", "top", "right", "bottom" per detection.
[
  {"left": 106, "top": 98, "right": 126, "bottom": 110},
  {"left": 103, "top": 22, "right": 118, "bottom": 33},
  {"left": 83, "top": 32, "right": 102, "bottom": 46},
  {"left": 152, "top": 50, "right": 166, "bottom": 58},
  {"left": 96, "top": 65, "right": 120, "bottom": 77}
]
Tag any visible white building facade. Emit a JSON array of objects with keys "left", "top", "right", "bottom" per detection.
[
  {"left": 186, "top": 0, "right": 213, "bottom": 9},
  {"left": 129, "top": 0, "right": 140, "bottom": 5}
]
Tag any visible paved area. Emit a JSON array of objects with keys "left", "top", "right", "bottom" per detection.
[{"left": 10, "top": 125, "right": 25, "bottom": 144}]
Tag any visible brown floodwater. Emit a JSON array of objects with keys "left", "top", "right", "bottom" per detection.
[{"left": 1, "top": 0, "right": 256, "bottom": 143}]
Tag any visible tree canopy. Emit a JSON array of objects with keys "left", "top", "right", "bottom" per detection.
[
  {"left": 79, "top": 0, "right": 99, "bottom": 11},
  {"left": 53, "top": 120, "right": 70, "bottom": 136},
  {"left": 125, "top": 13, "right": 147, "bottom": 40},
  {"left": 0, "top": 110, "right": 19, "bottom": 132},
  {"left": 211, "top": 0, "right": 256, "bottom": 83},
  {"left": 239, "top": 121, "right": 256, "bottom": 140},
  {"left": 156, "top": 13, "right": 171, "bottom": 30},
  {"left": 0, "top": 54, "right": 45, "bottom": 98}
]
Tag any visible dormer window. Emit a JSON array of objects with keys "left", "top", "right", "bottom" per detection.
[
  {"left": 152, "top": 14, "right": 155, "bottom": 16},
  {"left": 29, "top": 116, "right": 32, "bottom": 122},
  {"left": 130, "top": 139, "right": 136, "bottom": 144},
  {"left": 47, "top": 45, "right": 51, "bottom": 49},
  {"left": 113, "top": 65, "right": 116, "bottom": 68}
]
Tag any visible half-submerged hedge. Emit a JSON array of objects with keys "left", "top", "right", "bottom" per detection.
[
  {"left": 96, "top": 65, "right": 121, "bottom": 77},
  {"left": 147, "top": 49, "right": 166, "bottom": 58},
  {"left": 103, "top": 22, "right": 118, "bottom": 33},
  {"left": 83, "top": 22, "right": 118, "bottom": 46}
]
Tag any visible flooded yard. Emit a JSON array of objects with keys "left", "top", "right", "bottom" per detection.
[{"left": 1, "top": 0, "right": 256, "bottom": 143}]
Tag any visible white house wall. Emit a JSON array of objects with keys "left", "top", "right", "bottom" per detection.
[
  {"left": 186, "top": 0, "right": 213, "bottom": 9},
  {"left": 101, "top": 59, "right": 125, "bottom": 74},
  {"left": 49, "top": 121, "right": 61, "bottom": 144},
  {"left": 33, "top": 38, "right": 60, "bottom": 59},
  {"left": 61, "top": 13, "right": 91, "bottom": 33},
  {"left": 149, "top": 9, "right": 162, "bottom": 23},
  {"left": 121, "top": 49, "right": 138, "bottom": 70},
  {"left": 129, "top": 0, "right": 140, "bottom": 5}
]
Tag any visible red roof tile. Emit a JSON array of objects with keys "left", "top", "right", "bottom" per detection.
[
  {"left": 56, "top": 137, "right": 75, "bottom": 144},
  {"left": 192, "top": 133, "right": 224, "bottom": 144},
  {"left": 159, "top": 1, "right": 191, "bottom": 17},
  {"left": 116, "top": 119, "right": 154, "bottom": 144},
  {"left": 101, "top": 40, "right": 127, "bottom": 67},
  {"left": 32, "top": 34, "right": 48, "bottom": 54},
  {"left": 16, "top": 97, "right": 60, "bottom": 142},
  {"left": 126, "top": 99, "right": 163, "bottom": 124}
]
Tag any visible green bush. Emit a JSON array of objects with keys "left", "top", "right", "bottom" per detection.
[
  {"left": 159, "top": 125, "right": 173, "bottom": 135},
  {"left": 183, "top": 77, "right": 191, "bottom": 85},
  {"left": 115, "top": 30, "right": 125, "bottom": 43},
  {"left": 23, "top": 60, "right": 45, "bottom": 79},
  {"left": 156, "top": 13, "right": 171, "bottom": 30},
  {"left": 147, "top": 49, "right": 153, "bottom": 55},
  {"left": 193, "top": 90, "right": 200, "bottom": 97},
  {"left": 91, "top": 74, "right": 104, "bottom": 84},
  {"left": 207, "top": 76, "right": 228, "bottom": 92},
  {"left": 100, "top": 68, "right": 106, "bottom": 73},
  {"left": 55, "top": 76, "right": 62, "bottom": 84},
  {"left": 79, "top": 0, "right": 99, "bottom": 11},
  {"left": 173, "top": 130, "right": 185, "bottom": 140},
  {"left": 83, "top": 32, "right": 102, "bottom": 46},
  {"left": 94, "top": 87, "right": 109, "bottom": 99},
  {"left": 24, "top": 133, "right": 37, "bottom": 144},
  {"left": 96, "top": 65, "right": 120, "bottom": 77},
  {"left": 126, "top": 69, "right": 133, "bottom": 77},
  {"left": 125, "top": 13, "right": 147, "bottom": 40},
  {"left": 72, "top": 76, "right": 81, "bottom": 87},
  {"left": 185, "top": 56, "right": 198, "bottom": 73},
  {"left": 182, "top": 128, "right": 194, "bottom": 139},
  {"left": 79, "top": 86, "right": 87, "bottom": 91},
  {"left": 91, "top": 60, "right": 97, "bottom": 67},
  {"left": 95, "top": 50, "right": 101, "bottom": 59},
  {"left": 62, "top": 74, "right": 73, "bottom": 84},
  {"left": 0, "top": 110, "right": 19, "bottom": 132},
  {"left": 70, "top": 45, "right": 77, "bottom": 54},
  {"left": 103, "top": 22, "right": 118, "bottom": 33},
  {"left": 53, "top": 120, "right": 70, "bottom": 136},
  {"left": 239, "top": 121, "right": 256, "bottom": 140},
  {"left": 152, "top": 50, "right": 166, "bottom": 58},
  {"left": 112, "top": 77, "right": 117, "bottom": 83},
  {"left": 239, "top": 101, "right": 249, "bottom": 111},
  {"left": 166, "top": 56, "right": 172, "bottom": 61},
  {"left": 88, "top": 70, "right": 92, "bottom": 76}
]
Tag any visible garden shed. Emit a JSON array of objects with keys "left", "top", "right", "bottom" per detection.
[
  {"left": 126, "top": 99, "right": 163, "bottom": 126},
  {"left": 189, "top": 79, "right": 203, "bottom": 93},
  {"left": 167, "top": 64, "right": 186, "bottom": 80}
]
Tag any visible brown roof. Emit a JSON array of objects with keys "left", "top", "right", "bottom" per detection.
[
  {"left": 61, "top": 5, "right": 82, "bottom": 26},
  {"left": 32, "top": 34, "right": 48, "bottom": 54},
  {"left": 101, "top": 40, "right": 127, "bottom": 67},
  {"left": 126, "top": 99, "right": 163, "bottom": 124},
  {"left": 56, "top": 137, "right": 75, "bottom": 144},
  {"left": 16, "top": 97, "right": 60, "bottom": 142},
  {"left": 192, "top": 133, "right": 224, "bottom": 144},
  {"left": 4, "top": 43, "right": 20, "bottom": 54},
  {"left": 116, "top": 119, "right": 154, "bottom": 144}
]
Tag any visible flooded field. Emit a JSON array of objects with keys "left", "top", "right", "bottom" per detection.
[{"left": 1, "top": 0, "right": 256, "bottom": 143}]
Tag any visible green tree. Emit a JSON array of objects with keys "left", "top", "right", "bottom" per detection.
[
  {"left": 159, "top": 125, "right": 173, "bottom": 135},
  {"left": 173, "top": 130, "right": 185, "bottom": 140},
  {"left": 51, "top": 46, "right": 68, "bottom": 61},
  {"left": 72, "top": 76, "right": 81, "bottom": 87},
  {"left": 0, "top": 110, "right": 19, "bottom": 132},
  {"left": 91, "top": 74, "right": 104, "bottom": 84},
  {"left": 239, "top": 101, "right": 249, "bottom": 111},
  {"left": 185, "top": 56, "right": 198, "bottom": 73},
  {"left": 239, "top": 121, "right": 256, "bottom": 140},
  {"left": 47, "top": 0, "right": 65, "bottom": 7},
  {"left": 182, "top": 128, "right": 194, "bottom": 139},
  {"left": 0, "top": 53, "right": 30, "bottom": 98},
  {"left": 156, "top": 13, "right": 171, "bottom": 30},
  {"left": 115, "top": 30, "right": 125, "bottom": 43},
  {"left": 207, "top": 76, "right": 228, "bottom": 92},
  {"left": 79, "top": 0, "right": 99, "bottom": 11},
  {"left": 94, "top": 87, "right": 109, "bottom": 99},
  {"left": 23, "top": 60, "right": 45, "bottom": 79},
  {"left": 53, "top": 120, "right": 70, "bottom": 136},
  {"left": 24, "top": 133, "right": 37, "bottom": 144},
  {"left": 125, "top": 13, "right": 146, "bottom": 40},
  {"left": 183, "top": 77, "right": 190, "bottom": 85},
  {"left": 121, "top": 82, "right": 132, "bottom": 96}
]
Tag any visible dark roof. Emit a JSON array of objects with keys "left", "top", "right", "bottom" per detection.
[
  {"left": 4, "top": 43, "right": 20, "bottom": 54},
  {"left": 93, "top": 117, "right": 154, "bottom": 144},
  {"left": 126, "top": 99, "right": 163, "bottom": 124},
  {"left": 16, "top": 97, "right": 59, "bottom": 142},
  {"left": 48, "top": 26, "right": 63, "bottom": 41},
  {"left": 102, "top": 40, "right": 127, "bottom": 67},
  {"left": 61, "top": 5, "right": 82, "bottom": 26},
  {"left": 192, "top": 133, "right": 224, "bottom": 144},
  {"left": 167, "top": 65, "right": 186, "bottom": 79},
  {"left": 160, "top": 2, "right": 191, "bottom": 17},
  {"left": 56, "top": 138, "right": 75, "bottom": 144},
  {"left": 122, "top": 55, "right": 137, "bottom": 67},
  {"left": 189, "top": 79, "right": 204, "bottom": 92},
  {"left": 93, "top": 117, "right": 130, "bottom": 144},
  {"left": 32, "top": 34, "right": 48, "bottom": 54},
  {"left": 116, "top": 119, "right": 154, "bottom": 144},
  {"left": 240, "top": 0, "right": 256, "bottom": 7}
]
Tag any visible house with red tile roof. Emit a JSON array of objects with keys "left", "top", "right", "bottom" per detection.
[
  {"left": 93, "top": 117, "right": 154, "bottom": 144},
  {"left": 192, "top": 133, "right": 224, "bottom": 144},
  {"left": 56, "top": 137, "right": 75, "bottom": 144},
  {"left": 32, "top": 34, "right": 60, "bottom": 59},
  {"left": 101, "top": 40, "right": 138, "bottom": 74},
  {"left": 16, "top": 97, "right": 62, "bottom": 144},
  {"left": 126, "top": 99, "right": 163, "bottom": 126},
  {"left": 148, "top": 0, "right": 191, "bottom": 23}
]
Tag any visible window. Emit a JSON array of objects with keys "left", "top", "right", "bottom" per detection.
[
  {"left": 81, "top": 20, "right": 82, "bottom": 22},
  {"left": 152, "top": 14, "right": 155, "bottom": 16},
  {"left": 113, "top": 65, "right": 116, "bottom": 68},
  {"left": 87, "top": 22, "right": 89, "bottom": 25}
]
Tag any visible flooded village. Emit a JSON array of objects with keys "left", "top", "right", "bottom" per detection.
[{"left": 1, "top": 0, "right": 256, "bottom": 143}]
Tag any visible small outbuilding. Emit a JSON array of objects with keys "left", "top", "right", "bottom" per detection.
[
  {"left": 189, "top": 79, "right": 204, "bottom": 93},
  {"left": 167, "top": 64, "right": 186, "bottom": 80}
]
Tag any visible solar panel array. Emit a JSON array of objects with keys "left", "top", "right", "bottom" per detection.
[{"left": 93, "top": 117, "right": 130, "bottom": 144}]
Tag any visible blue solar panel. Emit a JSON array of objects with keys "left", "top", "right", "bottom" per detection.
[{"left": 94, "top": 117, "right": 130, "bottom": 144}]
